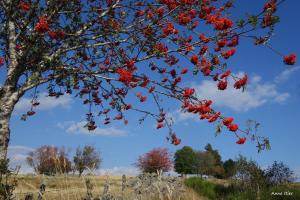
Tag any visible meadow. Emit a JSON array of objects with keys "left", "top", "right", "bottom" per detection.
[
  {"left": 12, "top": 174, "right": 300, "bottom": 200},
  {"left": 11, "top": 174, "right": 205, "bottom": 200}
]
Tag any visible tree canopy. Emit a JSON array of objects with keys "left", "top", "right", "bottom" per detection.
[
  {"left": 223, "top": 159, "right": 237, "bottom": 178},
  {"left": 0, "top": 0, "right": 297, "bottom": 162},
  {"left": 194, "top": 150, "right": 216, "bottom": 176},
  {"left": 174, "top": 146, "right": 197, "bottom": 175},
  {"left": 135, "top": 148, "right": 173, "bottom": 173},
  {"left": 265, "top": 161, "right": 295, "bottom": 185},
  {"left": 73, "top": 145, "right": 102, "bottom": 176},
  {"left": 26, "top": 145, "right": 72, "bottom": 175}
]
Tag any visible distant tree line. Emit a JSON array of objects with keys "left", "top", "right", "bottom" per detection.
[
  {"left": 26, "top": 142, "right": 295, "bottom": 186},
  {"left": 135, "top": 144, "right": 295, "bottom": 186},
  {"left": 26, "top": 145, "right": 101, "bottom": 176},
  {"left": 134, "top": 143, "right": 235, "bottom": 178}
]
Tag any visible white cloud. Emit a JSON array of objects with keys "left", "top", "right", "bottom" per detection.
[
  {"left": 57, "top": 121, "right": 128, "bottom": 136},
  {"left": 275, "top": 66, "right": 300, "bottom": 83},
  {"left": 98, "top": 166, "right": 139, "bottom": 176},
  {"left": 193, "top": 73, "right": 289, "bottom": 112},
  {"left": 14, "top": 92, "right": 73, "bottom": 113},
  {"left": 167, "top": 110, "right": 198, "bottom": 123},
  {"left": 7, "top": 145, "right": 34, "bottom": 174}
]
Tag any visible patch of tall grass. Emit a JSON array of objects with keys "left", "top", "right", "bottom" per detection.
[{"left": 185, "top": 177, "right": 300, "bottom": 200}]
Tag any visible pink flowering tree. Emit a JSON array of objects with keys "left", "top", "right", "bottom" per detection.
[
  {"left": 135, "top": 148, "right": 173, "bottom": 173},
  {"left": 0, "top": 0, "right": 297, "bottom": 162}
]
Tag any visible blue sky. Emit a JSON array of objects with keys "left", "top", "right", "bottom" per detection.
[{"left": 5, "top": 0, "right": 300, "bottom": 177}]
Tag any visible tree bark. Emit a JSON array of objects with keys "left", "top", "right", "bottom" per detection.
[
  {"left": 0, "top": 112, "right": 10, "bottom": 161},
  {"left": 0, "top": 91, "right": 19, "bottom": 161},
  {"left": 0, "top": 15, "right": 20, "bottom": 162}
]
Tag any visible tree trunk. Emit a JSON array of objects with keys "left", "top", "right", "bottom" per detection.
[
  {"left": 0, "top": 14, "right": 20, "bottom": 160},
  {"left": 79, "top": 169, "right": 83, "bottom": 177},
  {"left": 0, "top": 91, "right": 20, "bottom": 161},
  {"left": 0, "top": 112, "right": 10, "bottom": 161}
]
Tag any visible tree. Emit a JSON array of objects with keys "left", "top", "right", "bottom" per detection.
[
  {"left": 223, "top": 159, "right": 237, "bottom": 178},
  {"left": 194, "top": 151, "right": 215, "bottom": 176},
  {"left": 26, "top": 145, "right": 72, "bottom": 175},
  {"left": 0, "top": 0, "right": 296, "bottom": 161},
  {"left": 213, "top": 165, "right": 225, "bottom": 179},
  {"left": 73, "top": 145, "right": 101, "bottom": 176},
  {"left": 234, "top": 155, "right": 267, "bottom": 198},
  {"left": 265, "top": 161, "right": 295, "bottom": 185},
  {"left": 204, "top": 143, "right": 222, "bottom": 166},
  {"left": 135, "top": 148, "right": 172, "bottom": 173},
  {"left": 174, "top": 146, "right": 197, "bottom": 175}
]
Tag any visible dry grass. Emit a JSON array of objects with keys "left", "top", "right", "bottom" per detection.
[{"left": 12, "top": 175, "right": 205, "bottom": 200}]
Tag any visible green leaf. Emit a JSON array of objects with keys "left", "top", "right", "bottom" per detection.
[
  {"left": 272, "top": 16, "right": 280, "bottom": 24},
  {"left": 248, "top": 15, "right": 258, "bottom": 27},
  {"left": 236, "top": 19, "right": 245, "bottom": 28}
]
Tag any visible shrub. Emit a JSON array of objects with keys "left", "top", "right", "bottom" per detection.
[{"left": 184, "top": 177, "right": 218, "bottom": 199}]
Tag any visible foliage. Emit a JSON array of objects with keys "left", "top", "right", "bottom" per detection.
[
  {"left": 223, "top": 159, "right": 237, "bottom": 179},
  {"left": 26, "top": 145, "right": 72, "bottom": 175},
  {"left": 174, "top": 144, "right": 230, "bottom": 178},
  {"left": 73, "top": 145, "right": 102, "bottom": 176},
  {"left": 265, "top": 161, "right": 295, "bottom": 186},
  {"left": 194, "top": 151, "right": 216, "bottom": 176},
  {"left": 234, "top": 155, "right": 266, "bottom": 190},
  {"left": 135, "top": 148, "right": 172, "bottom": 173},
  {"left": 204, "top": 143, "right": 227, "bottom": 178},
  {"left": 213, "top": 165, "right": 226, "bottom": 179},
  {"left": 174, "top": 146, "right": 197, "bottom": 175},
  {"left": 205, "top": 144, "right": 222, "bottom": 167}
]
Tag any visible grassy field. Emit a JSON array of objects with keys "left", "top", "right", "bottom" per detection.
[
  {"left": 11, "top": 175, "right": 205, "bottom": 200},
  {"left": 12, "top": 175, "right": 300, "bottom": 200}
]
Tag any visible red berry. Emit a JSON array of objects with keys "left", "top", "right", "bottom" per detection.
[
  {"left": 218, "top": 80, "right": 228, "bottom": 90},
  {"left": 283, "top": 53, "right": 296, "bottom": 65},
  {"left": 228, "top": 124, "right": 239, "bottom": 132},
  {"left": 27, "top": 111, "right": 36, "bottom": 116},
  {"left": 156, "top": 123, "right": 164, "bottom": 129},
  {"left": 236, "top": 137, "right": 246, "bottom": 144},
  {"left": 223, "top": 117, "right": 234, "bottom": 126}
]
